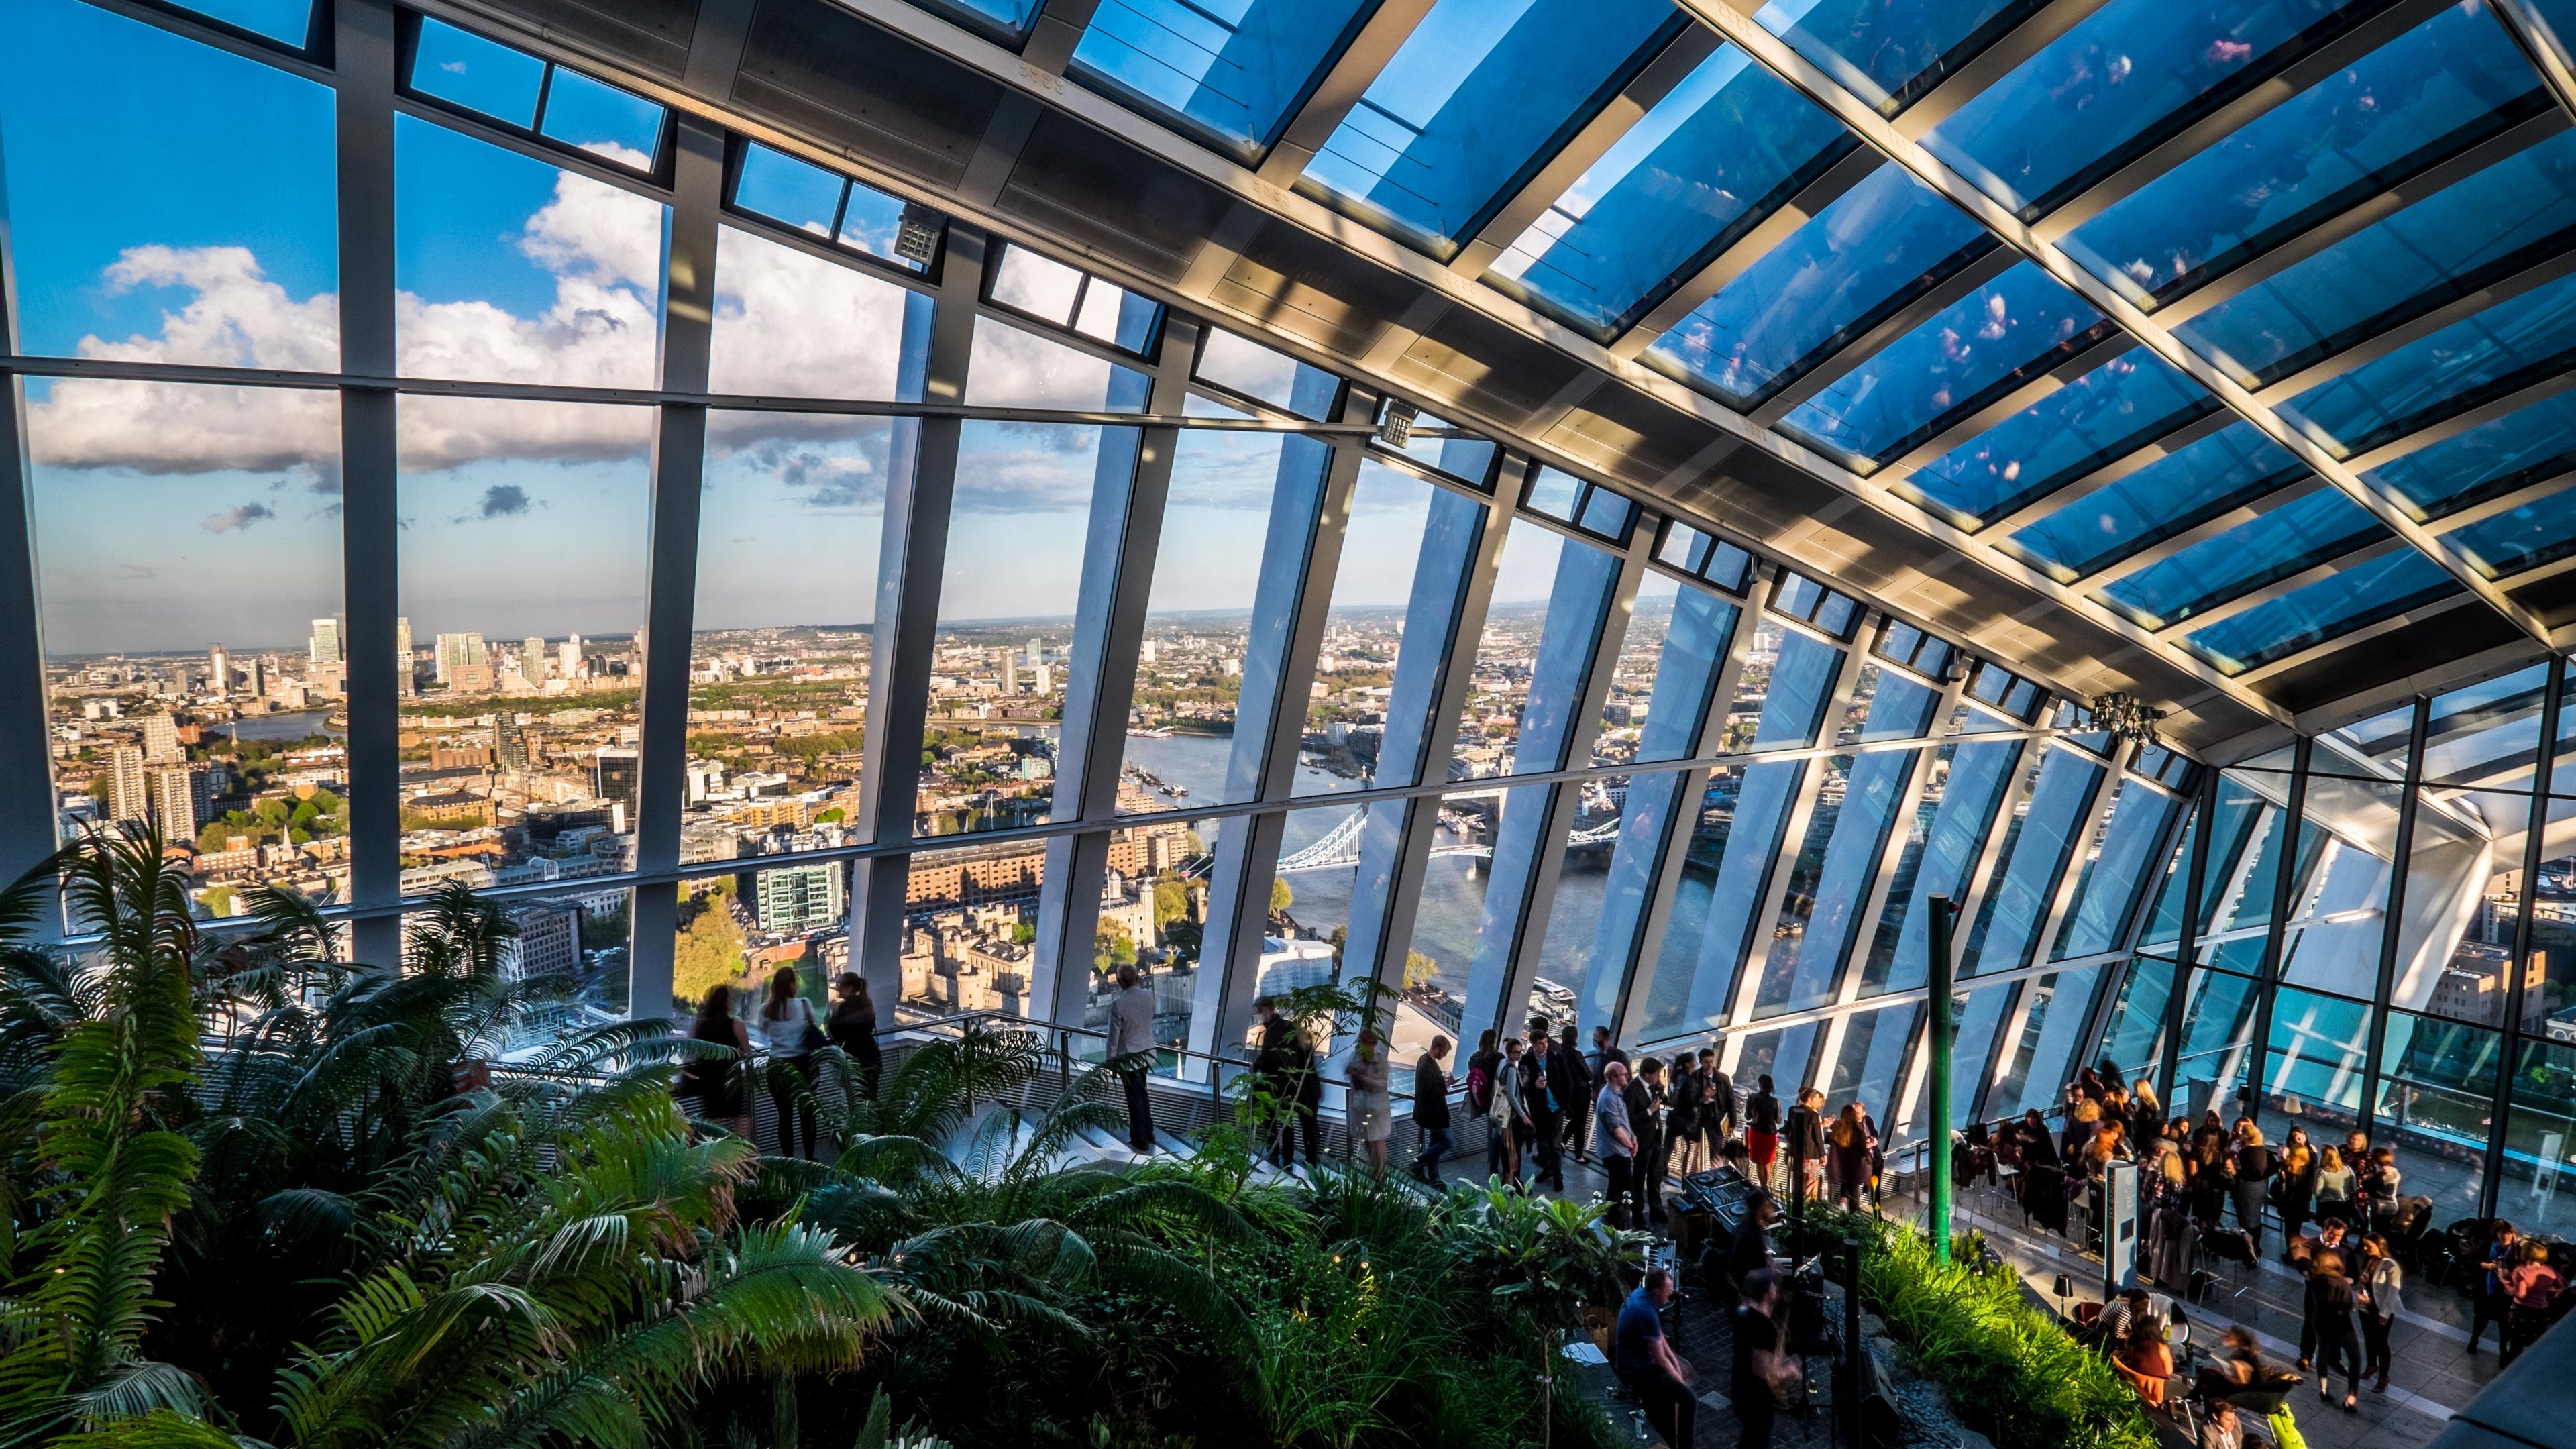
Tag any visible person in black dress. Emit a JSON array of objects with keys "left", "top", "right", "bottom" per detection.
[
  {"left": 826, "top": 971, "right": 881, "bottom": 1101},
  {"left": 682, "top": 983, "right": 752, "bottom": 1135}
]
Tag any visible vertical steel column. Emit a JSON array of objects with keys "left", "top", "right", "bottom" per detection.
[
  {"left": 2243, "top": 735, "right": 2314, "bottom": 1131},
  {"left": 2357, "top": 697, "right": 2430, "bottom": 1141},
  {"left": 843, "top": 227, "right": 988, "bottom": 1009},
  {"left": 1927, "top": 894, "right": 1957, "bottom": 1262},
  {"left": 2154, "top": 765, "right": 2221, "bottom": 1106},
  {"left": 1188, "top": 383, "right": 1371, "bottom": 1069},
  {"left": 625, "top": 117, "right": 725, "bottom": 1020},
  {"left": 0, "top": 99, "right": 58, "bottom": 910},
  {"left": 1032, "top": 318, "right": 1195, "bottom": 1025},
  {"left": 336, "top": 0, "right": 402, "bottom": 967},
  {"left": 2483, "top": 655, "right": 2564, "bottom": 1215}
]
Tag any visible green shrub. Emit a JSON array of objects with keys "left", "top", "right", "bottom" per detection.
[{"left": 1812, "top": 1207, "right": 2158, "bottom": 1449}]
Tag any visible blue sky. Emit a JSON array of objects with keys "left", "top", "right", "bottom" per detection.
[{"left": 3, "top": 0, "right": 1490, "bottom": 655}]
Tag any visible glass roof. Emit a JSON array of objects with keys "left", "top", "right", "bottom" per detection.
[
  {"left": 2280, "top": 268, "right": 2576, "bottom": 458},
  {"left": 2060, "top": 1, "right": 2549, "bottom": 311},
  {"left": 2096, "top": 488, "right": 2381, "bottom": 630},
  {"left": 1922, "top": 0, "right": 2386, "bottom": 220},
  {"left": 2184, "top": 545, "right": 2461, "bottom": 675},
  {"left": 1752, "top": 0, "right": 2040, "bottom": 116},
  {"left": 2364, "top": 390, "right": 2576, "bottom": 522},
  {"left": 2174, "top": 128, "right": 2576, "bottom": 388},
  {"left": 1071, "top": 0, "right": 1374, "bottom": 158},
  {"left": 2447, "top": 483, "right": 2576, "bottom": 578},
  {"left": 1778, "top": 260, "right": 2112, "bottom": 468},
  {"left": 1298, "top": 0, "right": 1687, "bottom": 257},
  {"left": 2004, "top": 422, "right": 2306, "bottom": 582},
  {"left": 1900, "top": 347, "right": 2214, "bottom": 529},
  {"left": 1643, "top": 164, "right": 1988, "bottom": 408},
  {"left": 1485, "top": 46, "right": 1851, "bottom": 339}
]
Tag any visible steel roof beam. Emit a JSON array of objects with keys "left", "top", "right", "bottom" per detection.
[
  {"left": 1252, "top": 0, "right": 1440, "bottom": 184},
  {"left": 1976, "top": 412, "right": 2240, "bottom": 536},
  {"left": 1681, "top": 0, "right": 2553, "bottom": 649},
  {"left": 1878, "top": 332, "right": 2141, "bottom": 476},
  {"left": 2147, "top": 536, "right": 2409, "bottom": 642},
  {"left": 2245, "top": 247, "right": 2576, "bottom": 407},
  {"left": 2428, "top": 470, "right": 2576, "bottom": 533},
  {"left": 2231, "top": 591, "right": 2488, "bottom": 688},
  {"left": 1885, "top": 0, "right": 2120, "bottom": 139},
  {"left": 2491, "top": 0, "right": 2576, "bottom": 131},
  {"left": 1607, "top": 144, "right": 1880, "bottom": 362},
  {"left": 1748, "top": 246, "right": 2018, "bottom": 427},
  {"left": 2076, "top": 475, "right": 2336, "bottom": 589}
]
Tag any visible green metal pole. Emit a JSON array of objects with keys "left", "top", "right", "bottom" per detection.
[{"left": 1927, "top": 894, "right": 1956, "bottom": 1265}]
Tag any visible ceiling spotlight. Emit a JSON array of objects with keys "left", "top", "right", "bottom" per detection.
[
  {"left": 1377, "top": 399, "right": 1419, "bottom": 449},
  {"left": 2088, "top": 692, "right": 2166, "bottom": 748}
]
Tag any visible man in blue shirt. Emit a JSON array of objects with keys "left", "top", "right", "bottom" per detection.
[{"left": 1615, "top": 1267, "right": 1693, "bottom": 1449}]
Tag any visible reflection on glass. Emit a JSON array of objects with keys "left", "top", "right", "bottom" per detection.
[
  {"left": 1405, "top": 788, "right": 1521, "bottom": 1027},
  {"left": 2503, "top": 1036, "right": 2576, "bottom": 1239},
  {"left": 1822, "top": 1003, "right": 1919, "bottom": 1129},
  {"left": 2095, "top": 954, "right": 2178, "bottom": 1087},
  {"left": 2182, "top": 549, "right": 2459, "bottom": 676},
  {"left": 1994, "top": 967, "right": 2105, "bottom": 1118},
  {"left": 2368, "top": 392, "right": 2576, "bottom": 521},
  {"left": 2374, "top": 1010, "right": 2497, "bottom": 1223},
  {"left": 1861, "top": 729, "right": 2024, "bottom": 994},
  {"left": 1071, "top": 0, "right": 1376, "bottom": 159},
  {"left": 2055, "top": 779, "right": 2186, "bottom": 959},
  {"left": 2449, "top": 486, "right": 2576, "bottom": 579},
  {"left": 2261, "top": 984, "right": 2371, "bottom": 1122},
  {"left": 2173, "top": 967, "right": 2262, "bottom": 1105},
  {"left": 1644, "top": 166, "right": 1988, "bottom": 408},
  {"left": 1299, "top": 0, "right": 1685, "bottom": 255},
  {"left": 1486, "top": 47, "right": 1848, "bottom": 337},
  {"left": 1781, "top": 262, "right": 2112, "bottom": 468},
  {"left": 671, "top": 869, "right": 840, "bottom": 1023},
  {"left": 2012, "top": 425, "right": 2306, "bottom": 585},
  {"left": 1925, "top": 0, "right": 2383, "bottom": 218},
  {"left": 29, "top": 380, "right": 343, "bottom": 913},
  {"left": 685, "top": 415, "right": 898, "bottom": 865},
  {"left": 396, "top": 396, "right": 656, "bottom": 890},
  {"left": 1754, "top": 0, "right": 2035, "bottom": 114},
  {"left": 2280, "top": 269, "right": 2576, "bottom": 459},
  {"left": 1962, "top": 744, "right": 2104, "bottom": 976},
  {"left": 1299, "top": 462, "right": 1482, "bottom": 794},
  {"left": 1900, "top": 350, "right": 2210, "bottom": 529},
  {"left": 919, "top": 423, "right": 1134, "bottom": 836},
  {"left": 2095, "top": 490, "right": 2378, "bottom": 630},
  {"left": 1528, "top": 775, "right": 1634, "bottom": 1025},
  {"left": 2064, "top": 1, "right": 2547, "bottom": 308}
]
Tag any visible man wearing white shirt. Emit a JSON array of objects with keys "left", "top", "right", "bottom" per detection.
[{"left": 1106, "top": 966, "right": 1157, "bottom": 1152}]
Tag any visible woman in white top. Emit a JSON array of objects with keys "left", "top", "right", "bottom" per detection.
[
  {"left": 2357, "top": 1233, "right": 2403, "bottom": 1394},
  {"left": 758, "top": 968, "right": 821, "bottom": 1160},
  {"left": 2312, "top": 1146, "right": 2357, "bottom": 1225},
  {"left": 1347, "top": 1028, "right": 1393, "bottom": 1174}
]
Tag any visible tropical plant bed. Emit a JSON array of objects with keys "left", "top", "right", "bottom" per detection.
[{"left": 1805, "top": 1206, "right": 2160, "bottom": 1449}]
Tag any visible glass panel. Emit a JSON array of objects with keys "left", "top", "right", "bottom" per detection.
[
  {"left": 733, "top": 142, "right": 844, "bottom": 237},
  {"left": 2095, "top": 954, "right": 2180, "bottom": 1090},
  {"left": 1069, "top": 0, "right": 1375, "bottom": 159},
  {"left": 1993, "top": 967, "right": 2105, "bottom": 1119},
  {"left": 2449, "top": 484, "right": 2576, "bottom": 579},
  {"left": 963, "top": 317, "right": 1151, "bottom": 411},
  {"left": 2173, "top": 967, "right": 2263, "bottom": 1110},
  {"left": 2418, "top": 663, "right": 2551, "bottom": 790},
  {"left": 396, "top": 397, "right": 655, "bottom": 889},
  {"left": 987, "top": 244, "right": 1161, "bottom": 354},
  {"left": 2054, "top": 778, "right": 2185, "bottom": 959},
  {"left": 1121, "top": 425, "right": 1334, "bottom": 808},
  {"left": 1, "top": 0, "right": 339, "bottom": 363},
  {"left": 2176, "top": 129, "right": 2576, "bottom": 388},
  {"left": 1762, "top": 733, "right": 1926, "bottom": 1017},
  {"left": 2140, "top": 777, "right": 2267, "bottom": 948},
  {"left": 1750, "top": 753, "right": 1853, "bottom": 1018},
  {"left": 683, "top": 413, "right": 898, "bottom": 865},
  {"left": 1298, "top": 460, "right": 1474, "bottom": 794},
  {"left": 1404, "top": 786, "right": 1529, "bottom": 1020},
  {"left": 395, "top": 115, "right": 666, "bottom": 390},
  {"left": 1193, "top": 329, "right": 1338, "bottom": 417},
  {"left": 2281, "top": 269, "right": 2576, "bottom": 458},
  {"left": 410, "top": 17, "right": 545, "bottom": 128},
  {"left": 1266, "top": 803, "right": 1376, "bottom": 1011},
  {"left": 1529, "top": 775, "right": 1635, "bottom": 1020},
  {"left": 708, "top": 225, "right": 917, "bottom": 400},
  {"left": 894, "top": 844, "right": 1044, "bottom": 1023},
  {"left": 1942, "top": 984, "right": 2011, "bottom": 1129},
  {"left": 171, "top": 0, "right": 311, "bottom": 45},
  {"left": 1961, "top": 743, "right": 2103, "bottom": 975},
  {"left": 2276, "top": 777, "right": 2404, "bottom": 1000},
  {"left": 2368, "top": 391, "right": 2576, "bottom": 522},
  {"left": 1779, "top": 262, "right": 2113, "bottom": 468},
  {"left": 2261, "top": 985, "right": 2371, "bottom": 1126},
  {"left": 1924, "top": 0, "right": 2385, "bottom": 219},
  {"left": 2063, "top": 1, "right": 2550, "bottom": 309},
  {"left": 1298, "top": 0, "right": 1684, "bottom": 256},
  {"left": 917, "top": 423, "right": 1137, "bottom": 836},
  {"left": 2374, "top": 1010, "right": 2498, "bottom": 1224},
  {"left": 1450, "top": 520, "right": 1621, "bottom": 777},
  {"left": 1861, "top": 729, "right": 2025, "bottom": 994},
  {"left": 1643, "top": 165, "right": 1988, "bottom": 408},
  {"left": 1486, "top": 46, "right": 1849, "bottom": 337},
  {"left": 908, "top": 0, "right": 1045, "bottom": 41},
  {"left": 1754, "top": 0, "right": 2037, "bottom": 115},
  {"left": 2182, "top": 548, "right": 2460, "bottom": 676},
  {"left": 1637, "top": 760, "right": 1797, "bottom": 1036},
  {"left": 1823, "top": 1003, "right": 1919, "bottom": 1129},
  {"left": 669, "top": 868, "right": 841, "bottom": 1024},
  {"left": 1077, "top": 816, "right": 1222, "bottom": 1075},
  {"left": 2008, "top": 423, "right": 2306, "bottom": 583},
  {"left": 1900, "top": 349, "right": 2212, "bottom": 529},
  {"left": 30, "top": 381, "right": 344, "bottom": 911},
  {"left": 2503, "top": 1036, "right": 2576, "bottom": 1239},
  {"left": 537, "top": 68, "right": 665, "bottom": 168},
  {"left": 1748, "top": 628, "right": 1845, "bottom": 751},
  {"left": 2094, "top": 490, "right": 2382, "bottom": 631}
]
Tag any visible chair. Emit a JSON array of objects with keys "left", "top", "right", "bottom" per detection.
[{"left": 2199, "top": 1226, "right": 2258, "bottom": 1300}]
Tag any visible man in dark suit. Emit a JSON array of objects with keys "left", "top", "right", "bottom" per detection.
[{"left": 1524, "top": 1017, "right": 1573, "bottom": 1193}]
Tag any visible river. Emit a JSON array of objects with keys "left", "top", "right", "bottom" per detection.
[
  {"left": 1117, "top": 733, "right": 1631, "bottom": 1012},
  {"left": 219, "top": 708, "right": 344, "bottom": 743}
]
